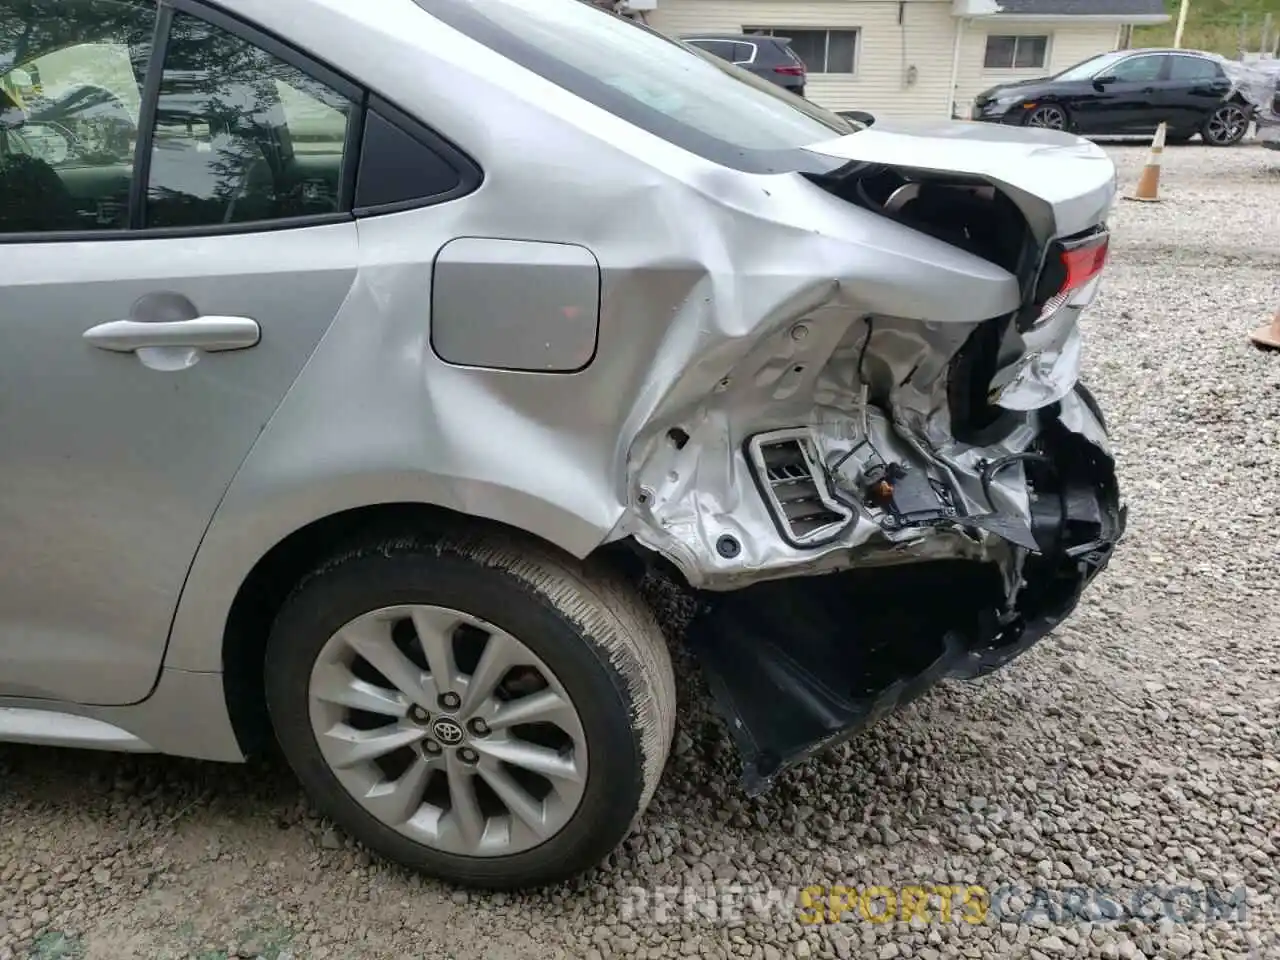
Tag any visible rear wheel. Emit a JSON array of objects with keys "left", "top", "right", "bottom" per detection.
[
  {"left": 264, "top": 529, "right": 676, "bottom": 890},
  {"left": 1202, "top": 102, "right": 1249, "bottom": 146},
  {"left": 1026, "top": 104, "right": 1068, "bottom": 131}
]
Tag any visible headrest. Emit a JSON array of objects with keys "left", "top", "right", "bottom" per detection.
[{"left": 0, "top": 87, "right": 24, "bottom": 129}]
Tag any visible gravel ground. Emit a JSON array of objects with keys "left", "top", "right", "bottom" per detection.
[{"left": 2, "top": 142, "right": 1278, "bottom": 960}]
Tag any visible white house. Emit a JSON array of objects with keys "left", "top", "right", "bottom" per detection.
[{"left": 643, "top": 0, "right": 1170, "bottom": 119}]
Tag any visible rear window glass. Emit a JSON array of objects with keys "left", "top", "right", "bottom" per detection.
[{"left": 412, "top": 0, "right": 859, "bottom": 173}]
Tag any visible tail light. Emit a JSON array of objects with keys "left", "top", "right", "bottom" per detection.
[
  {"left": 774, "top": 64, "right": 806, "bottom": 77},
  {"left": 1025, "top": 230, "right": 1110, "bottom": 328}
]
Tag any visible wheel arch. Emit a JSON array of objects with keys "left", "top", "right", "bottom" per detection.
[
  {"left": 1026, "top": 100, "right": 1072, "bottom": 130},
  {"left": 218, "top": 501, "right": 641, "bottom": 759}
]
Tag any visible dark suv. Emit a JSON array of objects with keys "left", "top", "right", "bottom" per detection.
[{"left": 680, "top": 33, "right": 807, "bottom": 97}]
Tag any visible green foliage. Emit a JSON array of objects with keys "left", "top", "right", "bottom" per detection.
[
  {"left": 1134, "top": 0, "right": 1280, "bottom": 56},
  {"left": 29, "top": 932, "right": 85, "bottom": 960}
]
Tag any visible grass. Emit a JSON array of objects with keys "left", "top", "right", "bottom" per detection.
[
  {"left": 29, "top": 932, "right": 84, "bottom": 960},
  {"left": 1134, "top": 0, "right": 1280, "bottom": 56}
]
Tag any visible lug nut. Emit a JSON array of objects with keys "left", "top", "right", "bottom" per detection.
[
  {"left": 458, "top": 747, "right": 479, "bottom": 764},
  {"left": 438, "top": 691, "right": 461, "bottom": 711},
  {"left": 409, "top": 705, "right": 430, "bottom": 724},
  {"left": 469, "top": 718, "right": 489, "bottom": 736},
  {"left": 423, "top": 740, "right": 442, "bottom": 755}
]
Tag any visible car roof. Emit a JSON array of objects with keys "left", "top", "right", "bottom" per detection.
[
  {"left": 680, "top": 33, "right": 789, "bottom": 44},
  {"left": 1120, "top": 47, "right": 1221, "bottom": 59}
]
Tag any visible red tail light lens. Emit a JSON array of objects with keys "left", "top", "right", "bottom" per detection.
[
  {"left": 774, "top": 65, "right": 806, "bottom": 76},
  {"left": 1059, "top": 234, "right": 1110, "bottom": 294},
  {"left": 1027, "top": 230, "right": 1109, "bottom": 328}
]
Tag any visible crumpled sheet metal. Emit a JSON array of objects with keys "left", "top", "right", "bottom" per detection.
[
  {"left": 617, "top": 257, "right": 1104, "bottom": 590},
  {"left": 1224, "top": 57, "right": 1280, "bottom": 116}
]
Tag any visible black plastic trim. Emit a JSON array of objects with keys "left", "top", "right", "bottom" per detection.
[
  {"left": 128, "top": 2, "right": 172, "bottom": 230},
  {"left": 338, "top": 93, "right": 368, "bottom": 212},
  {"left": 0, "top": 212, "right": 352, "bottom": 245},
  {"left": 740, "top": 432, "right": 853, "bottom": 550},
  {"left": 352, "top": 95, "right": 483, "bottom": 218}
]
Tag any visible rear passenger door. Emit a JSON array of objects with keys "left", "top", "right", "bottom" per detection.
[
  {"left": 0, "top": 0, "right": 478, "bottom": 708},
  {"left": 1165, "top": 54, "right": 1233, "bottom": 131},
  {"left": 0, "top": 0, "right": 364, "bottom": 705},
  {"left": 1096, "top": 53, "right": 1169, "bottom": 134}
]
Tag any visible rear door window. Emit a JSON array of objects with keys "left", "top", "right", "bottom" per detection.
[
  {"left": 1169, "top": 55, "right": 1222, "bottom": 83},
  {"left": 686, "top": 40, "right": 735, "bottom": 62},
  {"left": 144, "top": 9, "right": 357, "bottom": 229},
  {"left": 412, "top": 0, "right": 859, "bottom": 174}
]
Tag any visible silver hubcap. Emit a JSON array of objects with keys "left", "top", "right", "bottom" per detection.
[
  {"left": 308, "top": 604, "right": 588, "bottom": 857},
  {"left": 1206, "top": 106, "right": 1246, "bottom": 144},
  {"left": 1028, "top": 106, "right": 1065, "bottom": 130}
]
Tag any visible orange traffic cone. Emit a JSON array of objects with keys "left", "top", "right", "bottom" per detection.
[
  {"left": 1249, "top": 308, "right": 1280, "bottom": 350},
  {"left": 1125, "top": 123, "right": 1166, "bottom": 203}
]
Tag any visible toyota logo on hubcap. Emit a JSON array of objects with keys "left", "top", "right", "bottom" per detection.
[{"left": 432, "top": 718, "right": 465, "bottom": 746}]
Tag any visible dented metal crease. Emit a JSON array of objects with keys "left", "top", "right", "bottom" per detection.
[{"left": 604, "top": 126, "right": 1118, "bottom": 601}]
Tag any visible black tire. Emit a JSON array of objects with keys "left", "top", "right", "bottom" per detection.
[
  {"left": 1201, "top": 102, "right": 1250, "bottom": 147},
  {"left": 263, "top": 527, "right": 676, "bottom": 890}
]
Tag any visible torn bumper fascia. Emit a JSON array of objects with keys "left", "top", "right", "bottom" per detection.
[{"left": 670, "top": 386, "right": 1126, "bottom": 795}]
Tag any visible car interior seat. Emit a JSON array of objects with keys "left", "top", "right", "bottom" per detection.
[{"left": 0, "top": 88, "right": 82, "bottom": 232}]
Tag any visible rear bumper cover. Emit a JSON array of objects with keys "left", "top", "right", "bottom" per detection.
[{"left": 684, "top": 392, "right": 1126, "bottom": 795}]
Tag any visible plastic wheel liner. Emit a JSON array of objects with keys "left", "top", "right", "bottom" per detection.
[{"left": 607, "top": 124, "right": 1129, "bottom": 794}]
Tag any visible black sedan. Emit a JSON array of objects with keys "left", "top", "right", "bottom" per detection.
[{"left": 972, "top": 48, "right": 1253, "bottom": 146}]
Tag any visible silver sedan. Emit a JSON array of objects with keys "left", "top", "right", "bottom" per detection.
[{"left": 0, "top": 0, "right": 1124, "bottom": 889}]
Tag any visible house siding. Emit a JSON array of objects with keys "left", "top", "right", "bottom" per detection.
[
  {"left": 954, "top": 21, "right": 1123, "bottom": 112},
  {"left": 649, "top": 0, "right": 957, "bottom": 117},
  {"left": 649, "top": 2, "right": 1128, "bottom": 121}
]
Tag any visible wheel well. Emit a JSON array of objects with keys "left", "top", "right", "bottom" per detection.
[{"left": 221, "top": 502, "right": 607, "bottom": 758}]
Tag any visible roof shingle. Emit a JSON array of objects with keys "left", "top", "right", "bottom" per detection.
[{"left": 994, "top": 0, "right": 1167, "bottom": 15}]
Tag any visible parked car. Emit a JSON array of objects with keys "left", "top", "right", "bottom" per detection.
[
  {"left": 973, "top": 47, "right": 1254, "bottom": 146},
  {"left": 1, "top": 0, "right": 1124, "bottom": 891},
  {"left": 679, "top": 32, "right": 807, "bottom": 97}
]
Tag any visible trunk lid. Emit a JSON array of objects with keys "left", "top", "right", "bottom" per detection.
[{"left": 801, "top": 119, "right": 1116, "bottom": 243}]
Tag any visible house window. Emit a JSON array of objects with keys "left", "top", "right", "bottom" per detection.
[
  {"left": 984, "top": 35, "right": 1049, "bottom": 70},
  {"left": 744, "top": 27, "right": 858, "bottom": 73}
]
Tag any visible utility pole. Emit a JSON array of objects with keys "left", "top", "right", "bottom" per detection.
[
  {"left": 1153, "top": 0, "right": 1191, "bottom": 155},
  {"left": 1173, "top": 0, "right": 1190, "bottom": 49}
]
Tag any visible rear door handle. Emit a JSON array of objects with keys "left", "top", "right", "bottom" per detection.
[{"left": 84, "top": 316, "right": 260, "bottom": 353}]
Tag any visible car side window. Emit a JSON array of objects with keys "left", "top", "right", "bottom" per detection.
[
  {"left": 732, "top": 42, "right": 755, "bottom": 64},
  {"left": 1110, "top": 55, "right": 1164, "bottom": 84},
  {"left": 1169, "top": 56, "right": 1222, "bottom": 83},
  {"left": 144, "top": 9, "right": 357, "bottom": 229},
  {"left": 0, "top": 0, "right": 154, "bottom": 235},
  {"left": 687, "top": 40, "right": 734, "bottom": 63}
]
